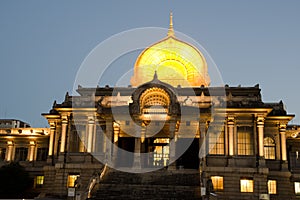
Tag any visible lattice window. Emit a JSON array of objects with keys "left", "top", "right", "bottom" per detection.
[
  {"left": 237, "top": 126, "right": 254, "bottom": 156},
  {"left": 211, "top": 176, "right": 224, "bottom": 191},
  {"left": 15, "top": 147, "right": 28, "bottom": 161},
  {"left": 240, "top": 178, "right": 254, "bottom": 192},
  {"left": 209, "top": 126, "right": 225, "bottom": 155},
  {"left": 268, "top": 180, "right": 277, "bottom": 194},
  {"left": 264, "top": 137, "right": 276, "bottom": 160}
]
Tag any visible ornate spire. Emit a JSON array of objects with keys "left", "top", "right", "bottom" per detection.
[
  {"left": 153, "top": 70, "right": 158, "bottom": 80},
  {"left": 167, "top": 12, "right": 175, "bottom": 37}
]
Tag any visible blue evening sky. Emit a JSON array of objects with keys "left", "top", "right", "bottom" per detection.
[{"left": 0, "top": 1, "right": 300, "bottom": 127}]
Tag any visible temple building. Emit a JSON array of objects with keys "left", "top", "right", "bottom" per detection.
[{"left": 2, "top": 14, "right": 300, "bottom": 200}]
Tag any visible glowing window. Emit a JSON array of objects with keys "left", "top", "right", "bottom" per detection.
[
  {"left": 211, "top": 176, "right": 223, "bottom": 191},
  {"left": 240, "top": 178, "right": 254, "bottom": 193},
  {"left": 237, "top": 127, "right": 253, "bottom": 156},
  {"left": 68, "top": 174, "right": 80, "bottom": 188},
  {"left": 35, "top": 176, "right": 44, "bottom": 188},
  {"left": 264, "top": 137, "right": 275, "bottom": 160},
  {"left": 295, "top": 182, "right": 300, "bottom": 195},
  {"left": 154, "top": 138, "right": 170, "bottom": 144},
  {"left": 153, "top": 138, "right": 169, "bottom": 167},
  {"left": 268, "top": 180, "right": 276, "bottom": 194},
  {"left": 209, "top": 127, "right": 225, "bottom": 155}
]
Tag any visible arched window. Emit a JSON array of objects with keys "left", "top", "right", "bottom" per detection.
[{"left": 264, "top": 137, "right": 276, "bottom": 160}]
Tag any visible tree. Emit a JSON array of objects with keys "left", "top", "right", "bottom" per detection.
[{"left": 0, "top": 162, "right": 33, "bottom": 198}]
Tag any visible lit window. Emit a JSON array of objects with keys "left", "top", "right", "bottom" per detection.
[
  {"left": 295, "top": 182, "right": 300, "bottom": 195},
  {"left": 68, "top": 174, "right": 80, "bottom": 188},
  {"left": 240, "top": 178, "right": 254, "bottom": 192},
  {"left": 153, "top": 138, "right": 169, "bottom": 167},
  {"left": 264, "top": 137, "right": 275, "bottom": 160},
  {"left": 153, "top": 138, "right": 169, "bottom": 144},
  {"left": 209, "top": 127, "right": 225, "bottom": 155},
  {"left": 237, "top": 127, "right": 253, "bottom": 155},
  {"left": 268, "top": 180, "right": 276, "bottom": 194},
  {"left": 211, "top": 176, "right": 224, "bottom": 191},
  {"left": 35, "top": 176, "right": 44, "bottom": 188}
]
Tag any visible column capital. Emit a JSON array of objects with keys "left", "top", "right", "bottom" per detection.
[
  {"left": 227, "top": 115, "right": 235, "bottom": 120},
  {"left": 227, "top": 116, "right": 235, "bottom": 125},
  {"left": 279, "top": 123, "right": 287, "bottom": 132},
  {"left": 49, "top": 121, "right": 56, "bottom": 128},
  {"left": 257, "top": 116, "right": 265, "bottom": 123}
]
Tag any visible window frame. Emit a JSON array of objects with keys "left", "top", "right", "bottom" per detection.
[
  {"left": 67, "top": 174, "right": 80, "bottom": 188},
  {"left": 15, "top": 147, "right": 29, "bottom": 161},
  {"left": 240, "top": 178, "right": 254, "bottom": 193},
  {"left": 208, "top": 126, "right": 225, "bottom": 155},
  {"left": 264, "top": 137, "right": 276, "bottom": 160},
  {"left": 35, "top": 175, "right": 44, "bottom": 188},
  {"left": 295, "top": 182, "right": 300, "bottom": 195},
  {"left": 211, "top": 176, "right": 224, "bottom": 191},
  {"left": 237, "top": 126, "right": 254, "bottom": 156},
  {"left": 268, "top": 179, "right": 277, "bottom": 194}
]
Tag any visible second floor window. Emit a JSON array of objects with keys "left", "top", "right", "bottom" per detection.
[
  {"left": 209, "top": 126, "right": 225, "bottom": 155},
  {"left": 264, "top": 137, "right": 276, "bottom": 160},
  {"left": 36, "top": 148, "right": 48, "bottom": 161},
  {"left": 237, "top": 126, "right": 254, "bottom": 156},
  {"left": 15, "top": 147, "right": 28, "bottom": 161}
]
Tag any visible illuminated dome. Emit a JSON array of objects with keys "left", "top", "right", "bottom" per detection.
[{"left": 130, "top": 13, "right": 210, "bottom": 87}]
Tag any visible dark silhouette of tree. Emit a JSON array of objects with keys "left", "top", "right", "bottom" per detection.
[{"left": 0, "top": 162, "right": 33, "bottom": 198}]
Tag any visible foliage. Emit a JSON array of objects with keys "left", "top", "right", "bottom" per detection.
[{"left": 0, "top": 162, "right": 33, "bottom": 198}]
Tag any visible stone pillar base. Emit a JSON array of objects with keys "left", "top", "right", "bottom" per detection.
[
  {"left": 227, "top": 157, "right": 235, "bottom": 167},
  {"left": 258, "top": 158, "right": 266, "bottom": 167},
  {"left": 281, "top": 161, "right": 289, "bottom": 171},
  {"left": 133, "top": 153, "right": 141, "bottom": 169},
  {"left": 168, "top": 161, "right": 177, "bottom": 170}
]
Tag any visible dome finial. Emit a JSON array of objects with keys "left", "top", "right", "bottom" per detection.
[
  {"left": 167, "top": 12, "right": 175, "bottom": 37},
  {"left": 153, "top": 70, "right": 158, "bottom": 80}
]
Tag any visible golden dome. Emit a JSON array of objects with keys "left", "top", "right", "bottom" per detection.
[{"left": 130, "top": 13, "right": 210, "bottom": 87}]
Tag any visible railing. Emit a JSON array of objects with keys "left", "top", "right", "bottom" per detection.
[
  {"left": 209, "top": 192, "right": 218, "bottom": 200},
  {"left": 83, "top": 163, "right": 108, "bottom": 200}
]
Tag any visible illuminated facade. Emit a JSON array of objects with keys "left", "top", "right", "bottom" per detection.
[
  {"left": 2, "top": 15, "right": 300, "bottom": 200},
  {"left": 0, "top": 119, "right": 49, "bottom": 197}
]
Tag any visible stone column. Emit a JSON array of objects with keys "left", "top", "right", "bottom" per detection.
[
  {"left": 105, "top": 120, "right": 113, "bottom": 163},
  {"left": 60, "top": 117, "right": 68, "bottom": 153},
  {"left": 48, "top": 122, "right": 55, "bottom": 156},
  {"left": 227, "top": 116, "right": 235, "bottom": 156},
  {"left": 133, "top": 137, "right": 141, "bottom": 169},
  {"left": 112, "top": 122, "right": 120, "bottom": 166},
  {"left": 257, "top": 116, "right": 265, "bottom": 157},
  {"left": 6, "top": 141, "right": 13, "bottom": 161},
  {"left": 280, "top": 124, "right": 287, "bottom": 161},
  {"left": 87, "top": 116, "right": 95, "bottom": 153},
  {"left": 199, "top": 120, "right": 207, "bottom": 159},
  {"left": 28, "top": 141, "right": 36, "bottom": 161},
  {"left": 168, "top": 120, "right": 177, "bottom": 170}
]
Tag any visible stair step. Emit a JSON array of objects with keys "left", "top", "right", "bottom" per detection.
[{"left": 91, "top": 168, "right": 201, "bottom": 199}]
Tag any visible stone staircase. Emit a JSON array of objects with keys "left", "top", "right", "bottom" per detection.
[{"left": 89, "top": 168, "right": 201, "bottom": 200}]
